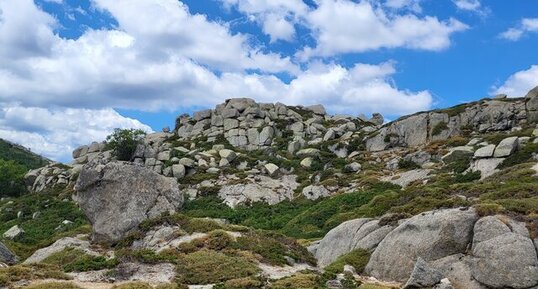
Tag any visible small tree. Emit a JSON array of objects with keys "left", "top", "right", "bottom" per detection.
[
  {"left": 106, "top": 128, "right": 146, "bottom": 161},
  {"left": 0, "top": 159, "right": 28, "bottom": 197}
]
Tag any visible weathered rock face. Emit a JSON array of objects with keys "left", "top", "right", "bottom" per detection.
[
  {"left": 218, "top": 175, "right": 298, "bottom": 208},
  {"left": 366, "top": 96, "right": 531, "bottom": 151},
  {"left": 74, "top": 161, "right": 184, "bottom": 243},
  {"left": 310, "top": 218, "right": 395, "bottom": 267},
  {"left": 470, "top": 215, "right": 538, "bottom": 289},
  {"left": 24, "top": 236, "right": 99, "bottom": 264},
  {"left": 0, "top": 241, "right": 18, "bottom": 265},
  {"left": 365, "top": 208, "right": 478, "bottom": 282}
]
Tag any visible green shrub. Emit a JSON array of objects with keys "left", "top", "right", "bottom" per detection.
[
  {"left": 498, "top": 143, "right": 538, "bottom": 169},
  {"left": 0, "top": 187, "right": 90, "bottom": 259},
  {"left": 106, "top": 128, "right": 146, "bottom": 161},
  {"left": 432, "top": 122, "right": 448, "bottom": 136},
  {"left": 176, "top": 250, "right": 259, "bottom": 284},
  {"left": 398, "top": 159, "right": 420, "bottom": 170},
  {"left": 267, "top": 273, "right": 321, "bottom": 289},
  {"left": 474, "top": 203, "right": 505, "bottom": 217},
  {"left": 217, "top": 277, "right": 264, "bottom": 289},
  {"left": 325, "top": 249, "right": 371, "bottom": 275},
  {"left": 0, "top": 264, "right": 70, "bottom": 287},
  {"left": 232, "top": 231, "right": 315, "bottom": 266},
  {"left": 111, "top": 282, "right": 153, "bottom": 289},
  {"left": 206, "top": 230, "right": 234, "bottom": 251},
  {"left": 0, "top": 139, "right": 49, "bottom": 170},
  {"left": 453, "top": 171, "right": 481, "bottom": 183},
  {"left": 22, "top": 282, "right": 83, "bottom": 289},
  {"left": 43, "top": 248, "right": 118, "bottom": 272},
  {"left": 0, "top": 159, "right": 28, "bottom": 197}
]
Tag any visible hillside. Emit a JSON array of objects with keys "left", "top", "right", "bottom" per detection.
[
  {"left": 0, "top": 139, "right": 50, "bottom": 170},
  {"left": 0, "top": 87, "right": 537, "bottom": 289}
]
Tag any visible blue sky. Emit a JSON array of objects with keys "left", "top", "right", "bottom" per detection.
[{"left": 0, "top": 0, "right": 537, "bottom": 161}]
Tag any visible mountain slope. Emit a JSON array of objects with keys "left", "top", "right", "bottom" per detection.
[{"left": 0, "top": 139, "right": 50, "bottom": 170}]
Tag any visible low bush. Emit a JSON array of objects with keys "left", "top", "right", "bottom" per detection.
[
  {"left": 111, "top": 282, "right": 153, "bottom": 289},
  {"left": 267, "top": 273, "right": 321, "bottom": 289},
  {"left": 0, "top": 264, "right": 69, "bottom": 287},
  {"left": 22, "top": 282, "right": 82, "bottom": 289},
  {"left": 43, "top": 248, "right": 118, "bottom": 272},
  {"left": 176, "top": 250, "right": 259, "bottom": 284},
  {"left": 325, "top": 249, "right": 371, "bottom": 275},
  {"left": 106, "top": 128, "right": 146, "bottom": 161}
]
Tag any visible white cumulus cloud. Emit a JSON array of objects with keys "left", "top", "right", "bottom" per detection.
[
  {"left": 500, "top": 18, "right": 538, "bottom": 41},
  {"left": 0, "top": 0, "right": 436, "bottom": 161},
  {"left": 298, "top": 0, "right": 468, "bottom": 59},
  {"left": 493, "top": 65, "right": 538, "bottom": 97},
  {"left": 0, "top": 105, "right": 152, "bottom": 161}
]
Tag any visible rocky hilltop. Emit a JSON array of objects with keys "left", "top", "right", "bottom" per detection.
[{"left": 1, "top": 86, "right": 537, "bottom": 289}]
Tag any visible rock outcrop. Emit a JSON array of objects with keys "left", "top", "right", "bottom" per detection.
[
  {"left": 365, "top": 208, "right": 478, "bottom": 282},
  {"left": 366, "top": 96, "right": 532, "bottom": 151},
  {"left": 0, "top": 241, "right": 18, "bottom": 265},
  {"left": 74, "top": 161, "right": 184, "bottom": 243},
  {"left": 313, "top": 208, "right": 538, "bottom": 289}
]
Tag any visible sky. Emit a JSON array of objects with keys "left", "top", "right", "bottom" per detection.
[{"left": 0, "top": 0, "right": 537, "bottom": 162}]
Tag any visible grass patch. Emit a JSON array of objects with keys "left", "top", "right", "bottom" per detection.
[
  {"left": 176, "top": 249, "right": 260, "bottom": 284},
  {"left": 0, "top": 264, "right": 70, "bottom": 287},
  {"left": 42, "top": 248, "right": 118, "bottom": 272},
  {"left": 432, "top": 121, "right": 448, "bottom": 136},
  {"left": 22, "top": 282, "right": 83, "bottom": 289},
  {"left": 325, "top": 249, "right": 371, "bottom": 275},
  {"left": 0, "top": 187, "right": 90, "bottom": 259},
  {"left": 111, "top": 282, "right": 153, "bottom": 289},
  {"left": 267, "top": 273, "right": 321, "bottom": 289}
]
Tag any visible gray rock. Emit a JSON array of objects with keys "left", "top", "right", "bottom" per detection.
[
  {"left": 258, "top": 126, "right": 274, "bottom": 145},
  {"left": 74, "top": 162, "right": 184, "bottom": 243},
  {"left": 73, "top": 145, "right": 89, "bottom": 159},
  {"left": 431, "top": 254, "right": 486, "bottom": 289},
  {"left": 302, "top": 185, "right": 330, "bottom": 200},
  {"left": 493, "top": 136, "right": 519, "bottom": 157},
  {"left": 219, "top": 149, "right": 237, "bottom": 162},
  {"left": 226, "top": 98, "right": 256, "bottom": 112},
  {"left": 313, "top": 219, "right": 393, "bottom": 267},
  {"left": 290, "top": 122, "right": 304, "bottom": 133},
  {"left": 470, "top": 158, "right": 504, "bottom": 179},
  {"left": 300, "top": 157, "right": 313, "bottom": 168},
  {"left": 224, "top": 118, "right": 239, "bottom": 131},
  {"left": 473, "top": 144, "right": 495, "bottom": 158},
  {"left": 370, "top": 113, "right": 384, "bottom": 125},
  {"left": 344, "top": 162, "right": 362, "bottom": 173},
  {"left": 381, "top": 169, "right": 431, "bottom": 187},
  {"left": 87, "top": 142, "right": 101, "bottom": 153},
  {"left": 404, "top": 151, "right": 431, "bottom": 166},
  {"left": 323, "top": 129, "right": 336, "bottom": 141},
  {"left": 172, "top": 164, "right": 186, "bottom": 179},
  {"left": 194, "top": 109, "right": 212, "bottom": 121},
  {"left": 306, "top": 104, "right": 327, "bottom": 115},
  {"left": 264, "top": 163, "right": 279, "bottom": 176},
  {"left": 403, "top": 257, "right": 443, "bottom": 289},
  {"left": 326, "top": 280, "right": 343, "bottom": 289},
  {"left": 296, "top": 148, "right": 320, "bottom": 157},
  {"left": 470, "top": 215, "right": 538, "bottom": 288},
  {"left": 3, "top": 225, "right": 24, "bottom": 240},
  {"left": 0, "top": 241, "right": 18, "bottom": 265},
  {"left": 365, "top": 208, "right": 478, "bottom": 282},
  {"left": 178, "top": 158, "right": 195, "bottom": 167},
  {"left": 221, "top": 108, "right": 238, "bottom": 118},
  {"left": 24, "top": 236, "right": 98, "bottom": 264}
]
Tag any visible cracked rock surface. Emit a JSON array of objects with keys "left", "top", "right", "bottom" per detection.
[{"left": 74, "top": 161, "right": 184, "bottom": 243}]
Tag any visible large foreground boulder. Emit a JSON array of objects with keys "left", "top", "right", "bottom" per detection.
[
  {"left": 470, "top": 216, "right": 538, "bottom": 288},
  {"left": 74, "top": 161, "right": 184, "bottom": 243},
  {"left": 365, "top": 208, "right": 478, "bottom": 282},
  {"left": 311, "top": 218, "right": 394, "bottom": 267}
]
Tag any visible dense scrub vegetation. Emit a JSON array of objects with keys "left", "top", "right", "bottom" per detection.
[
  {"left": 106, "top": 128, "right": 146, "bottom": 161},
  {"left": 0, "top": 186, "right": 90, "bottom": 259},
  {"left": 0, "top": 139, "right": 49, "bottom": 170}
]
